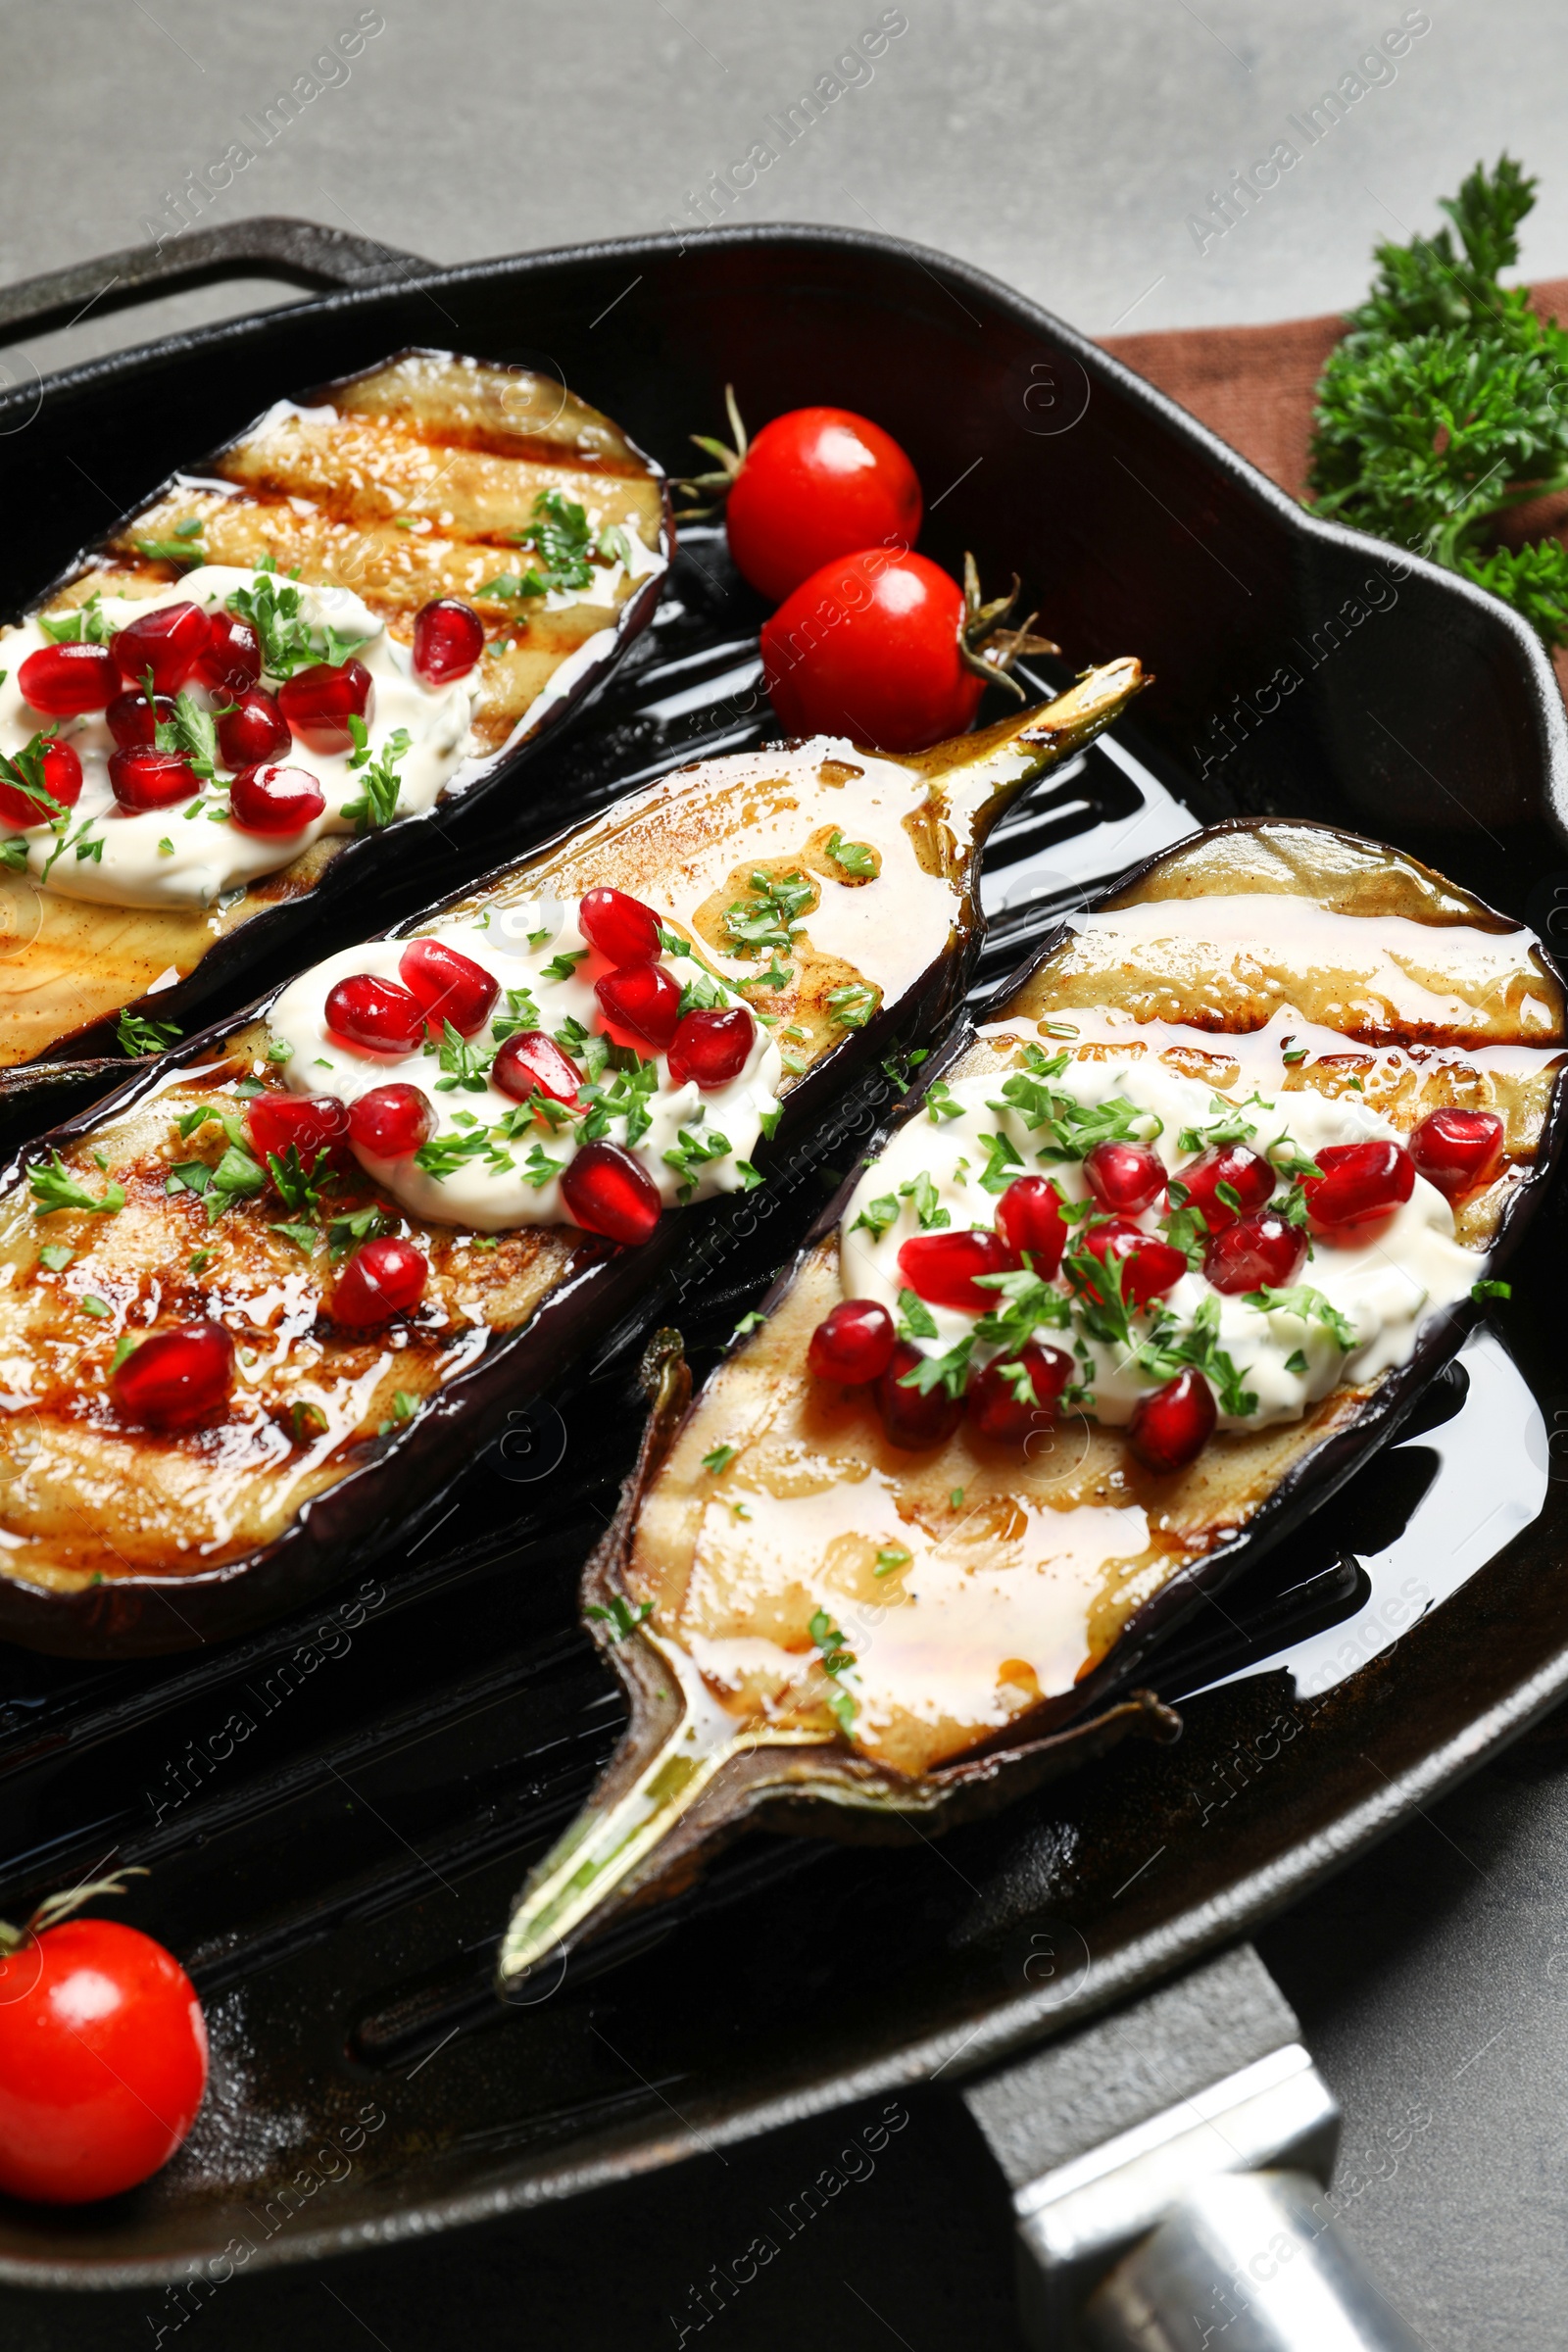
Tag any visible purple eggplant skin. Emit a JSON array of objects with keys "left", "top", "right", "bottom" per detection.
[
  {"left": 0, "top": 665, "right": 1147, "bottom": 1657},
  {"left": 0, "top": 346, "right": 672, "bottom": 1099},
  {"left": 498, "top": 816, "right": 1566, "bottom": 1976}
]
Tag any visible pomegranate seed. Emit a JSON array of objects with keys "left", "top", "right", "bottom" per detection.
[
  {"left": 1129, "top": 1367, "right": 1216, "bottom": 1473},
  {"left": 995, "top": 1175, "right": 1067, "bottom": 1277},
  {"left": 413, "top": 598, "right": 484, "bottom": 685},
  {"left": 324, "top": 973, "right": 426, "bottom": 1055},
  {"left": 967, "top": 1345, "right": 1073, "bottom": 1443},
  {"left": 229, "top": 763, "right": 325, "bottom": 836},
  {"left": 278, "top": 658, "right": 372, "bottom": 753},
  {"left": 348, "top": 1082, "right": 434, "bottom": 1156},
  {"left": 808, "top": 1298, "right": 895, "bottom": 1384},
  {"left": 1303, "top": 1140, "right": 1415, "bottom": 1230},
  {"left": 560, "top": 1141, "right": 662, "bottom": 1245},
  {"left": 19, "top": 641, "right": 117, "bottom": 715},
  {"left": 1408, "top": 1107, "right": 1505, "bottom": 1200},
  {"left": 112, "top": 1321, "right": 234, "bottom": 1431},
  {"left": 246, "top": 1092, "right": 347, "bottom": 1165},
  {"left": 217, "top": 687, "right": 291, "bottom": 770},
  {"left": 108, "top": 747, "right": 198, "bottom": 811},
  {"left": 875, "top": 1341, "right": 963, "bottom": 1450},
  {"left": 332, "top": 1237, "right": 428, "bottom": 1327},
  {"left": 1079, "top": 1220, "right": 1187, "bottom": 1308},
  {"left": 1171, "top": 1144, "right": 1275, "bottom": 1234},
  {"left": 596, "top": 961, "right": 682, "bottom": 1050},
  {"left": 347, "top": 1084, "right": 435, "bottom": 1157},
  {"left": 398, "top": 938, "right": 498, "bottom": 1037},
  {"left": 111, "top": 601, "right": 209, "bottom": 694},
  {"left": 196, "top": 611, "right": 262, "bottom": 692},
  {"left": 0, "top": 737, "right": 80, "bottom": 828},
  {"left": 1084, "top": 1139, "right": 1165, "bottom": 1215},
  {"left": 898, "top": 1226, "right": 1016, "bottom": 1312},
  {"left": 107, "top": 689, "right": 175, "bottom": 750},
  {"left": 494, "top": 1030, "right": 583, "bottom": 1105},
  {"left": 667, "top": 1005, "right": 755, "bottom": 1089},
  {"left": 578, "top": 886, "right": 662, "bottom": 967},
  {"left": 1203, "top": 1210, "right": 1306, "bottom": 1295}
]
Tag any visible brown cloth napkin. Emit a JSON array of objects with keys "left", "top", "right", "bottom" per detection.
[
  {"left": 1102, "top": 278, "right": 1568, "bottom": 500},
  {"left": 1101, "top": 283, "right": 1568, "bottom": 709}
]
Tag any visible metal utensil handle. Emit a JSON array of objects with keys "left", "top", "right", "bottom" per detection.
[
  {"left": 1084, "top": 2170, "right": 1426, "bottom": 2352},
  {"left": 0, "top": 215, "right": 432, "bottom": 342}
]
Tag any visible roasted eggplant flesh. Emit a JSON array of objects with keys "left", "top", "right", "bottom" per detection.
[
  {"left": 0, "top": 351, "right": 665, "bottom": 1071},
  {"left": 0, "top": 666, "right": 1145, "bottom": 1639},
  {"left": 498, "top": 819, "right": 1566, "bottom": 1982}
]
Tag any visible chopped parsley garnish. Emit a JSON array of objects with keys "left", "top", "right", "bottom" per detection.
[
  {"left": 586, "top": 1593, "right": 655, "bottom": 1642},
  {"left": 521, "top": 1143, "right": 564, "bottom": 1188},
  {"left": 134, "top": 514, "right": 207, "bottom": 564},
  {"left": 850, "top": 1191, "right": 898, "bottom": 1242},
  {"left": 874, "top": 1544, "right": 911, "bottom": 1577},
  {"left": 326, "top": 1203, "right": 395, "bottom": 1257},
  {"left": 414, "top": 1128, "right": 494, "bottom": 1179},
  {"left": 896, "top": 1336, "right": 974, "bottom": 1398},
  {"left": 975, "top": 1130, "right": 1025, "bottom": 1195},
  {"left": 1472, "top": 1278, "right": 1512, "bottom": 1302},
  {"left": 482, "top": 489, "right": 614, "bottom": 600},
  {"left": 664, "top": 1125, "right": 732, "bottom": 1198},
  {"left": 896, "top": 1287, "right": 940, "bottom": 1342},
  {"left": 808, "top": 1607, "right": 858, "bottom": 1735},
  {"left": 539, "top": 947, "right": 589, "bottom": 985},
  {"left": 987, "top": 1043, "right": 1162, "bottom": 1163},
  {"left": 722, "top": 869, "right": 812, "bottom": 969},
  {"left": 38, "top": 593, "right": 114, "bottom": 645},
  {"left": 702, "top": 1444, "right": 737, "bottom": 1474},
  {"left": 227, "top": 572, "right": 368, "bottom": 677},
  {"left": 339, "top": 718, "right": 411, "bottom": 833},
  {"left": 826, "top": 831, "right": 876, "bottom": 878},
  {"left": 79, "top": 1296, "right": 110, "bottom": 1319},
  {"left": 432, "top": 1019, "right": 497, "bottom": 1094},
  {"left": 0, "top": 729, "right": 74, "bottom": 827},
  {"left": 491, "top": 985, "right": 544, "bottom": 1043},
  {"left": 37, "top": 1244, "right": 73, "bottom": 1272},
  {"left": 153, "top": 689, "right": 221, "bottom": 783},
  {"left": 1244, "top": 1284, "right": 1356, "bottom": 1351},
  {"left": 1137, "top": 1294, "right": 1258, "bottom": 1418},
  {"left": 899, "top": 1169, "right": 949, "bottom": 1229},
  {"left": 732, "top": 1309, "right": 765, "bottom": 1338},
  {"left": 29, "top": 1152, "right": 123, "bottom": 1216},
  {"left": 675, "top": 966, "right": 728, "bottom": 1017},
  {"left": 925, "top": 1081, "right": 964, "bottom": 1123},
  {"left": 826, "top": 981, "right": 878, "bottom": 1029},
  {"left": 970, "top": 1265, "right": 1072, "bottom": 1351},
  {"left": 116, "top": 1009, "right": 181, "bottom": 1057}
]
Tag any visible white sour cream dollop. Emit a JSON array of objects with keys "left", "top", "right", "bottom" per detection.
[
  {"left": 269, "top": 902, "right": 783, "bottom": 1234},
  {"left": 841, "top": 1029, "right": 1487, "bottom": 1431},
  {"left": 0, "top": 566, "right": 476, "bottom": 909}
]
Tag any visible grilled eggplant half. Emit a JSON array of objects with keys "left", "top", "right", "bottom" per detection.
[
  {"left": 498, "top": 818, "right": 1568, "bottom": 1986},
  {"left": 0, "top": 663, "right": 1145, "bottom": 1655},
  {"left": 0, "top": 348, "right": 668, "bottom": 1088}
]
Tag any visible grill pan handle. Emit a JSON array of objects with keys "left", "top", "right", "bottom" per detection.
[
  {"left": 0, "top": 215, "right": 431, "bottom": 344},
  {"left": 962, "top": 1943, "right": 1424, "bottom": 2350}
]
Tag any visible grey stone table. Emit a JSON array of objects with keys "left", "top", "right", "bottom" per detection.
[{"left": 3, "top": 3, "right": 1568, "bottom": 2343}]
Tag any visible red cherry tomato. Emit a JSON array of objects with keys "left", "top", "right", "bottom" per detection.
[
  {"left": 761, "top": 550, "right": 983, "bottom": 754},
  {"left": 723, "top": 407, "right": 922, "bottom": 603},
  {"left": 0, "top": 737, "right": 81, "bottom": 829},
  {"left": 0, "top": 1917, "right": 207, "bottom": 2204}
]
